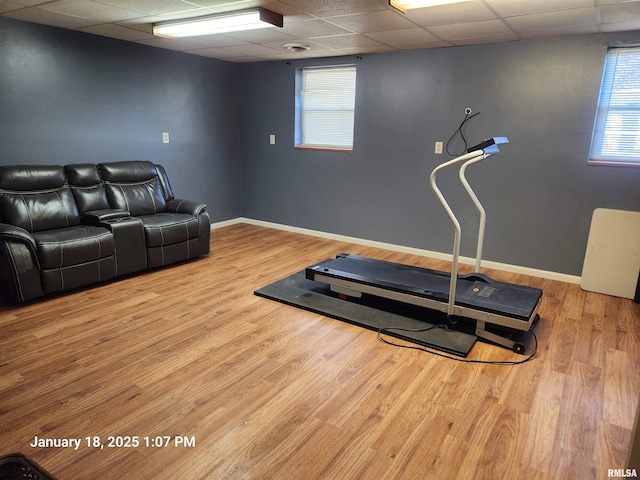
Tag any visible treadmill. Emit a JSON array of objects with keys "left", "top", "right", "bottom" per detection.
[{"left": 305, "top": 137, "right": 542, "bottom": 354}]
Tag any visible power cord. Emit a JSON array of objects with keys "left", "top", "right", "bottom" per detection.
[
  {"left": 446, "top": 110, "right": 481, "bottom": 156},
  {"left": 377, "top": 324, "right": 537, "bottom": 365}
]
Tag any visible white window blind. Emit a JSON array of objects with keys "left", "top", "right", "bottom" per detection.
[
  {"left": 590, "top": 47, "right": 640, "bottom": 166},
  {"left": 295, "top": 65, "right": 357, "bottom": 150}
]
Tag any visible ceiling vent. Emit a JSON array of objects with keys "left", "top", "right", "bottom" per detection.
[{"left": 283, "top": 43, "right": 311, "bottom": 52}]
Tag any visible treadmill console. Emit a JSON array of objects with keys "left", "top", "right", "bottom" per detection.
[{"left": 467, "top": 136, "right": 509, "bottom": 153}]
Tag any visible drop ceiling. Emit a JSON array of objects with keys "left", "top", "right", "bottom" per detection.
[{"left": 2, "top": 0, "right": 640, "bottom": 62}]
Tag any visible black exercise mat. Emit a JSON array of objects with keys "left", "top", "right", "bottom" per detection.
[{"left": 254, "top": 269, "right": 477, "bottom": 357}]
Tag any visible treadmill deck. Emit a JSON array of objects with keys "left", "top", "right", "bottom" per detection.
[{"left": 306, "top": 254, "right": 542, "bottom": 326}]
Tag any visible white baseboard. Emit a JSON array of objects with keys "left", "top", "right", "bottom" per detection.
[
  {"left": 210, "top": 217, "right": 245, "bottom": 229},
  {"left": 216, "top": 217, "right": 581, "bottom": 284}
]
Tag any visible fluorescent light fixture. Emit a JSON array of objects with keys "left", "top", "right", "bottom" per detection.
[
  {"left": 389, "top": 0, "right": 473, "bottom": 14},
  {"left": 152, "top": 7, "right": 283, "bottom": 38}
]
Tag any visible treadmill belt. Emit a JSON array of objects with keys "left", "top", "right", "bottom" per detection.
[
  {"left": 320, "top": 255, "right": 452, "bottom": 300},
  {"left": 307, "top": 254, "right": 542, "bottom": 321}
]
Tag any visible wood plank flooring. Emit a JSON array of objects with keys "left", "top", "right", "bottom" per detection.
[{"left": 1, "top": 223, "right": 639, "bottom": 479}]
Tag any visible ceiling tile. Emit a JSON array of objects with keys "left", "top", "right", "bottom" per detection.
[
  {"left": 204, "top": 43, "right": 284, "bottom": 56},
  {"left": 222, "top": 27, "right": 297, "bottom": 43},
  {"left": 121, "top": 6, "right": 212, "bottom": 24},
  {"left": 177, "top": 34, "right": 250, "bottom": 47},
  {"left": 518, "top": 24, "right": 600, "bottom": 39},
  {"left": 320, "top": 44, "right": 396, "bottom": 56},
  {"left": 263, "top": 39, "right": 331, "bottom": 53},
  {"left": 40, "top": 0, "right": 144, "bottom": 23},
  {"left": 135, "top": 35, "right": 210, "bottom": 50},
  {"left": 504, "top": 7, "right": 598, "bottom": 33},
  {"left": 391, "top": 39, "right": 452, "bottom": 49},
  {"left": 450, "top": 31, "right": 520, "bottom": 46},
  {"left": 600, "top": 17, "right": 640, "bottom": 32},
  {"left": 192, "top": 0, "right": 306, "bottom": 19},
  {"left": 78, "top": 22, "right": 154, "bottom": 40},
  {"left": 181, "top": 47, "right": 243, "bottom": 58},
  {"left": 279, "top": 0, "right": 386, "bottom": 17},
  {"left": 485, "top": 0, "right": 594, "bottom": 17},
  {"left": 0, "top": 1, "right": 24, "bottom": 14},
  {"left": 308, "top": 33, "right": 383, "bottom": 49},
  {"left": 324, "top": 10, "right": 418, "bottom": 33},
  {"left": 280, "top": 18, "right": 353, "bottom": 38},
  {"left": 224, "top": 55, "right": 266, "bottom": 62},
  {"left": 402, "top": 1, "right": 498, "bottom": 26},
  {"left": 6, "top": 0, "right": 53, "bottom": 5},
  {"left": 365, "top": 27, "right": 440, "bottom": 45},
  {"left": 252, "top": 46, "right": 325, "bottom": 61},
  {"left": 427, "top": 18, "right": 512, "bottom": 41},
  {"left": 188, "top": 0, "right": 261, "bottom": 8},
  {"left": 600, "top": 1, "right": 640, "bottom": 24},
  {"left": 3, "top": 6, "right": 98, "bottom": 28},
  {"left": 251, "top": 0, "right": 316, "bottom": 22},
  {"left": 3, "top": 0, "right": 640, "bottom": 62},
  {"left": 113, "top": 18, "right": 152, "bottom": 34},
  {"left": 95, "top": 0, "right": 198, "bottom": 16}
]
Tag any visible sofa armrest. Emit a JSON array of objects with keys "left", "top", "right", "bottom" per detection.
[
  {"left": 0, "top": 223, "right": 43, "bottom": 302},
  {"left": 165, "top": 199, "right": 207, "bottom": 216},
  {"left": 82, "top": 209, "right": 130, "bottom": 224},
  {"left": 0, "top": 223, "right": 38, "bottom": 259}
]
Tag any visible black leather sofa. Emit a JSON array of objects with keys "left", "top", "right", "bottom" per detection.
[{"left": 0, "top": 161, "right": 210, "bottom": 303}]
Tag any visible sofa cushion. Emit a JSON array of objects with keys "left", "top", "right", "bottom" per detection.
[
  {"left": 146, "top": 239, "right": 200, "bottom": 269},
  {"left": 0, "top": 165, "right": 80, "bottom": 232},
  {"left": 65, "top": 163, "right": 102, "bottom": 185},
  {"left": 98, "top": 161, "right": 157, "bottom": 183},
  {"left": 138, "top": 213, "right": 200, "bottom": 247},
  {"left": 31, "top": 225, "right": 115, "bottom": 269},
  {"left": 98, "top": 161, "right": 166, "bottom": 216},
  {"left": 0, "top": 165, "right": 65, "bottom": 190},
  {"left": 65, "top": 164, "right": 110, "bottom": 213}
]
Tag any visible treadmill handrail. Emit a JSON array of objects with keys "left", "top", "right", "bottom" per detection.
[
  {"left": 459, "top": 153, "right": 494, "bottom": 273},
  {"left": 429, "top": 149, "right": 485, "bottom": 316}
]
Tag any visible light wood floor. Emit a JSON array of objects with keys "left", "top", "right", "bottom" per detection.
[{"left": 1, "top": 223, "right": 639, "bottom": 479}]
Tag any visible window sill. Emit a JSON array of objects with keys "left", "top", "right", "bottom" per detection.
[
  {"left": 295, "top": 146, "right": 353, "bottom": 153},
  {"left": 588, "top": 160, "right": 640, "bottom": 168}
]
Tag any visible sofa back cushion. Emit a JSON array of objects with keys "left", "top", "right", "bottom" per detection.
[
  {"left": 0, "top": 165, "right": 80, "bottom": 232},
  {"left": 98, "top": 161, "right": 166, "bottom": 216},
  {"left": 65, "top": 164, "right": 111, "bottom": 213},
  {"left": 155, "top": 164, "right": 175, "bottom": 201}
]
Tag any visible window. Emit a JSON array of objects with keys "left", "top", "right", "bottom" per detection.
[
  {"left": 589, "top": 47, "right": 640, "bottom": 167},
  {"left": 295, "top": 65, "right": 357, "bottom": 151}
]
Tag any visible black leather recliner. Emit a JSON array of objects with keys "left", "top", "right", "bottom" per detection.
[{"left": 0, "top": 161, "right": 210, "bottom": 303}]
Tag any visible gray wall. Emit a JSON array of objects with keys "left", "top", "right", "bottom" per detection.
[
  {"left": 2, "top": 16, "right": 639, "bottom": 276},
  {"left": 239, "top": 34, "right": 640, "bottom": 276},
  {"left": 0, "top": 17, "right": 242, "bottom": 222}
]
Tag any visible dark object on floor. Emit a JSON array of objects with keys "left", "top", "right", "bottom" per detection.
[
  {"left": 0, "top": 453, "right": 58, "bottom": 480},
  {"left": 254, "top": 269, "right": 477, "bottom": 357}
]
